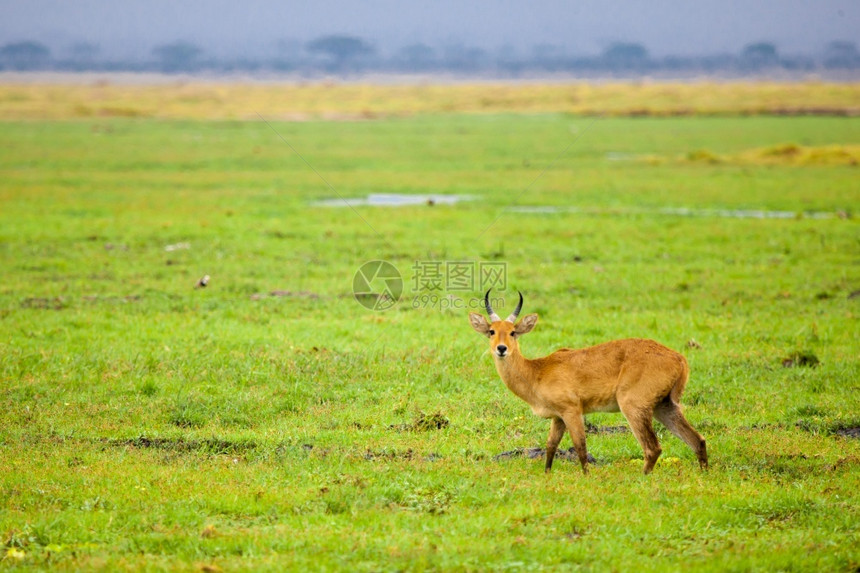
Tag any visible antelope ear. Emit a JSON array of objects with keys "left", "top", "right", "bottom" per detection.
[
  {"left": 468, "top": 312, "right": 490, "bottom": 335},
  {"left": 514, "top": 313, "right": 538, "bottom": 335}
]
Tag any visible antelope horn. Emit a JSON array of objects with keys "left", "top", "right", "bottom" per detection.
[
  {"left": 484, "top": 289, "right": 501, "bottom": 322},
  {"left": 506, "top": 291, "right": 524, "bottom": 323}
]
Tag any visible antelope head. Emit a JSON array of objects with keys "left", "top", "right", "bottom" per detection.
[{"left": 469, "top": 290, "right": 538, "bottom": 358}]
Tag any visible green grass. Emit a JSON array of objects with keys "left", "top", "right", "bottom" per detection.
[{"left": 1, "top": 113, "right": 858, "bottom": 571}]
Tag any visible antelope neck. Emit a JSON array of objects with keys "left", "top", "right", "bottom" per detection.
[{"left": 493, "top": 350, "right": 538, "bottom": 402}]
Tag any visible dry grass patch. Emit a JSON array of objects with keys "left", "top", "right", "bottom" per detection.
[
  {"left": 1, "top": 81, "right": 859, "bottom": 119},
  {"left": 683, "top": 143, "right": 860, "bottom": 166}
]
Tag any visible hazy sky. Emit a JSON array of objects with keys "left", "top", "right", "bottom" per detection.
[{"left": 1, "top": 0, "right": 857, "bottom": 59}]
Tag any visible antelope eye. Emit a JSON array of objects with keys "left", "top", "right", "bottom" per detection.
[{"left": 488, "top": 330, "right": 495, "bottom": 335}]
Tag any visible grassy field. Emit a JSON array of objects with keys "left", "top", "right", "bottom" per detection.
[{"left": 1, "top": 85, "right": 859, "bottom": 571}]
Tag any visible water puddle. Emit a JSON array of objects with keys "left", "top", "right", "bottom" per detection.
[
  {"left": 658, "top": 207, "right": 834, "bottom": 220},
  {"left": 313, "top": 193, "right": 473, "bottom": 207},
  {"left": 507, "top": 206, "right": 836, "bottom": 220},
  {"left": 310, "top": 193, "right": 838, "bottom": 220},
  {"left": 605, "top": 152, "right": 645, "bottom": 161}
]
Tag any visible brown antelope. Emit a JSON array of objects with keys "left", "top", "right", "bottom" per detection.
[{"left": 469, "top": 290, "right": 707, "bottom": 475}]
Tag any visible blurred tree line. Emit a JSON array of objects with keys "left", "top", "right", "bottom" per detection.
[{"left": 1, "top": 35, "right": 858, "bottom": 75}]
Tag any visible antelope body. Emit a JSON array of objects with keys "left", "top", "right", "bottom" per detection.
[{"left": 469, "top": 291, "right": 707, "bottom": 475}]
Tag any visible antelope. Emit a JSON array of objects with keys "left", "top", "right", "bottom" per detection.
[{"left": 469, "top": 290, "right": 707, "bottom": 475}]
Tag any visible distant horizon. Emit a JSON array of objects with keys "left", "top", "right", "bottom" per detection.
[
  {"left": 0, "top": 36, "right": 856, "bottom": 61},
  {"left": 0, "top": 0, "right": 857, "bottom": 61}
]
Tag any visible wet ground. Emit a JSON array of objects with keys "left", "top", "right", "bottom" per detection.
[{"left": 312, "top": 193, "right": 472, "bottom": 207}]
